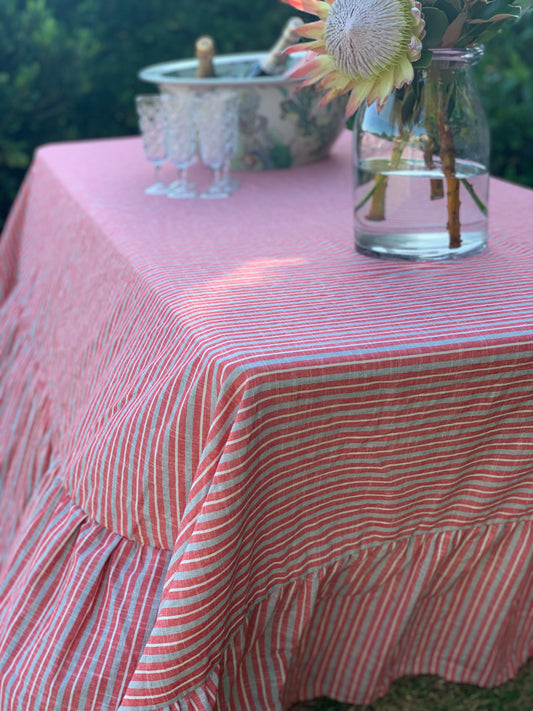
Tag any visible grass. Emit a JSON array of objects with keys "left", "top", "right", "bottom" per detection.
[{"left": 291, "top": 656, "right": 533, "bottom": 711}]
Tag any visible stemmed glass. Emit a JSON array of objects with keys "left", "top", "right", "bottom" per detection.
[
  {"left": 195, "top": 91, "right": 240, "bottom": 199},
  {"left": 161, "top": 92, "right": 198, "bottom": 199},
  {"left": 135, "top": 94, "right": 167, "bottom": 195}
]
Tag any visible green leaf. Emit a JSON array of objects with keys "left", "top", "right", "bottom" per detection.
[
  {"left": 434, "top": 0, "right": 460, "bottom": 22},
  {"left": 447, "top": 82, "right": 456, "bottom": 116},
  {"left": 471, "top": 18, "right": 508, "bottom": 42},
  {"left": 441, "top": 11, "right": 467, "bottom": 46},
  {"left": 444, "top": 0, "right": 464, "bottom": 10},
  {"left": 422, "top": 7, "right": 451, "bottom": 47},
  {"left": 400, "top": 88, "right": 417, "bottom": 125},
  {"left": 412, "top": 48, "right": 433, "bottom": 68},
  {"left": 470, "top": 0, "right": 522, "bottom": 21},
  {"left": 469, "top": 11, "right": 521, "bottom": 23}
]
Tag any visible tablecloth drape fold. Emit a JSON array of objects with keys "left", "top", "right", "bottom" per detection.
[{"left": 1, "top": 135, "right": 532, "bottom": 710}]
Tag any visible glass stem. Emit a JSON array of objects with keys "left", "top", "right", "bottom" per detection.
[{"left": 177, "top": 167, "right": 188, "bottom": 187}]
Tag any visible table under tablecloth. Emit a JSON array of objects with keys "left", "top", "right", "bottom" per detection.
[{"left": 0, "top": 131, "right": 532, "bottom": 711}]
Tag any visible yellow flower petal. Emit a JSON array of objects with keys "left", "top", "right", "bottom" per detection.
[
  {"left": 392, "top": 55, "right": 414, "bottom": 87},
  {"left": 284, "top": 42, "right": 323, "bottom": 55},
  {"left": 345, "top": 79, "right": 374, "bottom": 115},
  {"left": 294, "top": 20, "right": 326, "bottom": 40},
  {"left": 366, "top": 70, "right": 395, "bottom": 107},
  {"left": 287, "top": 53, "right": 335, "bottom": 83}
]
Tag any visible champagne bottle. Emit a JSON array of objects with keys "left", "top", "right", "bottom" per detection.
[
  {"left": 247, "top": 17, "right": 304, "bottom": 77},
  {"left": 195, "top": 35, "right": 216, "bottom": 78}
]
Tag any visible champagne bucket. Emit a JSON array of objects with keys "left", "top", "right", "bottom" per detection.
[{"left": 138, "top": 52, "right": 348, "bottom": 171}]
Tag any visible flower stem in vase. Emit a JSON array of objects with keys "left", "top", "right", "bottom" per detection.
[
  {"left": 433, "top": 68, "right": 461, "bottom": 249},
  {"left": 437, "top": 111, "right": 461, "bottom": 248},
  {"left": 431, "top": 178, "right": 445, "bottom": 200},
  {"left": 365, "top": 175, "right": 387, "bottom": 221},
  {"left": 424, "top": 121, "right": 444, "bottom": 200},
  {"left": 365, "top": 126, "right": 406, "bottom": 221}
]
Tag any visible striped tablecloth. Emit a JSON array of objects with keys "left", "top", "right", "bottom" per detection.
[{"left": 0, "top": 131, "right": 532, "bottom": 710}]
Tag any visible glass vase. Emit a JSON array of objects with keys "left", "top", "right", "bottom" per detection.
[{"left": 353, "top": 47, "right": 490, "bottom": 261}]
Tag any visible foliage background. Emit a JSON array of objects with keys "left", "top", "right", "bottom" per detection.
[{"left": 1, "top": 0, "right": 532, "bottom": 229}]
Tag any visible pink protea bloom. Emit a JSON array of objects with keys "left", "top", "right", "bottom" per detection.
[{"left": 282, "top": 0, "right": 426, "bottom": 116}]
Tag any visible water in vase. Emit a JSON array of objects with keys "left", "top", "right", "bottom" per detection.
[{"left": 354, "top": 157, "right": 489, "bottom": 261}]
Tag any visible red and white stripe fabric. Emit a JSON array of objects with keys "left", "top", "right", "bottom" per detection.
[{"left": 0, "top": 132, "right": 532, "bottom": 710}]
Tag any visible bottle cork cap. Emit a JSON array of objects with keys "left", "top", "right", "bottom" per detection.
[
  {"left": 195, "top": 35, "right": 215, "bottom": 58},
  {"left": 286, "top": 17, "right": 304, "bottom": 33},
  {"left": 260, "top": 17, "right": 305, "bottom": 75}
]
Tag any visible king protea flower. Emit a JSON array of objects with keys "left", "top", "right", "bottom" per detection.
[{"left": 281, "top": 0, "right": 426, "bottom": 116}]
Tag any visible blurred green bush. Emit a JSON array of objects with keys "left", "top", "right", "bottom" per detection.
[
  {"left": 0, "top": 1, "right": 531, "bottom": 229},
  {"left": 475, "top": 12, "right": 533, "bottom": 187}
]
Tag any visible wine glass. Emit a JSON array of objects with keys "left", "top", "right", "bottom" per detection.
[
  {"left": 195, "top": 90, "right": 240, "bottom": 199},
  {"left": 161, "top": 92, "right": 198, "bottom": 199},
  {"left": 135, "top": 94, "right": 167, "bottom": 195}
]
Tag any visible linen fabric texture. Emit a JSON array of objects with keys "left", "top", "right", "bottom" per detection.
[{"left": 0, "top": 134, "right": 532, "bottom": 710}]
